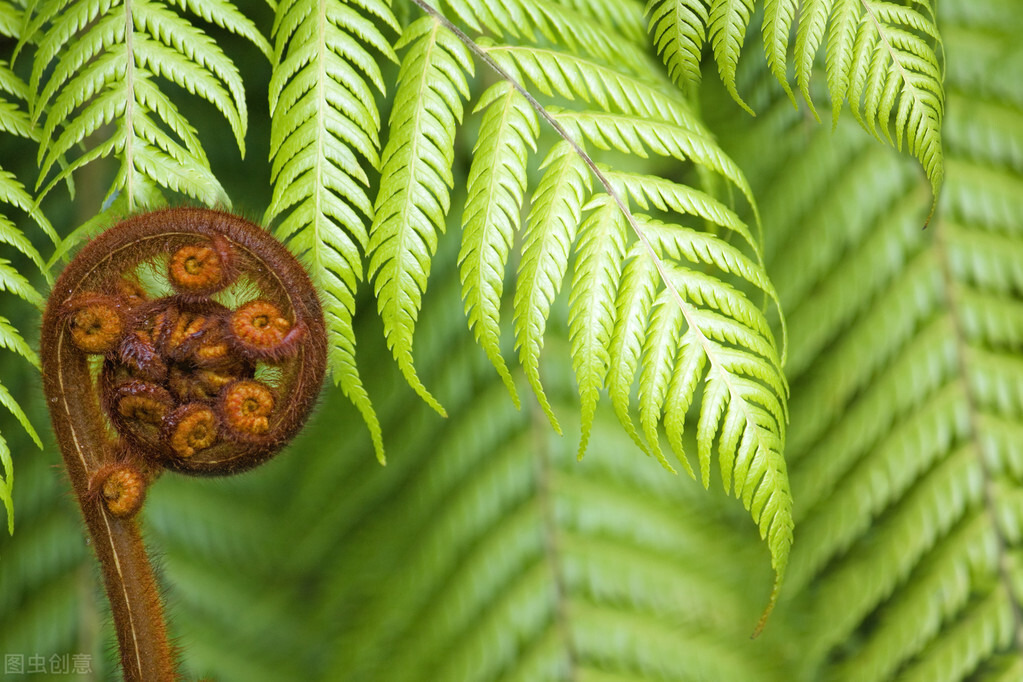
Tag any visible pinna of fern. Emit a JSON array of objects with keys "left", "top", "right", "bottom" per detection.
[
  {"left": 0, "top": 41, "right": 54, "bottom": 535},
  {"left": 265, "top": 0, "right": 400, "bottom": 463}
]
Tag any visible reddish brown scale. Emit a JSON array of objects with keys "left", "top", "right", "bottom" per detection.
[
  {"left": 41, "top": 208, "right": 327, "bottom": 681},
  {"left": 117, "top": 330, "right": 168, "bottom": 381},
  {"left": 167, "top": 361, "right": 254, "bottom": 402}
]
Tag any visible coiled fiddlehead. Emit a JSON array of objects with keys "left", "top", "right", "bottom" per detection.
[{"left": 41, "top": 208, "right": 327, "bottom": 680}]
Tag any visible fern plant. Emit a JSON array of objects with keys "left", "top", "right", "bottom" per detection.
[{"left": 5, "top": 0, "right": 1020, "bottom": 681}]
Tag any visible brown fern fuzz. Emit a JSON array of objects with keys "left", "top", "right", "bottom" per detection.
[{"left": 41, "top": 208, "right": 328, "bottom": 681}]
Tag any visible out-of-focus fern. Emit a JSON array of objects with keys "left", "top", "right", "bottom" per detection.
[
  {"left": 648, "top": 0, "right": 944, "bottom": 197},
  {"left": 707, "top": 0, "right": 1023, "bottom": 678},
  {"left": 270, "top": 245, "right": 790, "bottom": 682}
]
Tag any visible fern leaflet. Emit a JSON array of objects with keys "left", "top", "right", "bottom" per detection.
[
  {"left": 368, "top": 15, "right": 473, "bottom": 417},
  {"left": 266, "top": 0, "right": 398, "bottom": 462},
  {"left": 459, "top": 81, "right": 538, "bottom": 407},
  {"left": 646, "top": 0, "right": 710, "bottom": 92},
  {"left": 513, "top": 140, "right": 591, "bottom": 433},
  {"left": 0, "top": 62, "right": 50, "bottom": 535}
]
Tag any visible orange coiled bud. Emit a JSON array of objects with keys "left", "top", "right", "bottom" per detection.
[
  {"left": 228, "top": 300, "right": 305, "bottom": 360},
  {"left": 165, "top": 404, "right": 219, "bottom": 459},
  {"left": 167, "top": 235, "right": 234, "bottom": 295},
  {"left": 66, "top": 294, "right": 124, "bottom": 353},
  {"left": 92, "top": 464, "right": 147, "bottom": 517},
  {"left": 220, "top": 380, "right": 275, "bottom": 440}
]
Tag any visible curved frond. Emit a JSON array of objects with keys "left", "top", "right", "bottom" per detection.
[
  {"left": 28, "top": 0, "right": 257, "bottom": 207},
  {"left": 267, "top": 0, "right": 399, "bottom": 463}
]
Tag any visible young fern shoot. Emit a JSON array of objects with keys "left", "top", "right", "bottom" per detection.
[{"left": 41, "top": 208, "right": 327, "bottom": 680}]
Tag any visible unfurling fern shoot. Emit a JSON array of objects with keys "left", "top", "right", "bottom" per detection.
[{"left": 41, "top": 208, "right": 327, "bottom": 681}]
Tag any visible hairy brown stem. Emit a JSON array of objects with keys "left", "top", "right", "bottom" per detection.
[
  {"left": 43, "top": 333, "right": 175, "bottom": 680},
  {"left": 42, "top": 208, "right": 327, "bottom": 680}
]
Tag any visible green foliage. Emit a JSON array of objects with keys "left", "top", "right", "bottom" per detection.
[
  {"left": 265, "top": 0, "right": 398, "bottom": 462},
  {"left": 23, "top": 0, "right": 267, "bottom": 207},
  {"left": 8, "top": 0, "right": 1020, "bottom": 681},
  {"left": 368, "top": 14, "right": 472, "bottom": 416},
  {"left": 0, "top": 29, "right": 50, "bottom": 534},
  {"left": 649, "top": 0, "right": 944, "bottom": 197}
]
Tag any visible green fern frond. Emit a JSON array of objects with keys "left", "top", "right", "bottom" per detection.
[
  {"left": 459, "top": 81, "right": 538, "bottom": 407},
  {"left": 482, "top": 43, "right": 708, "bottom": 133},
  {"left": 169, "top": 0, "right": 273, "bottom": 60},
  {"left": 557, "top": 0, "right": 647, "bottom": 44},
  {"left": 621, "top": 217, "right": 790, "bottom": 591},
  {"left": 602, "top": 169, "right": 758, "bottom": 254},
  {"left": 792, "top": 0, "right": 831, "bottom": 120},
  {"left": 411, "top": 0, "right": 790, "bottom": 594},
  {"left": 267, "top": 0, "right": 398, "bottom": 463},
  {"left": 650, "top": 0, "right": 945, "bottom": 199},
  {"left": 438, "top": 0, "right": 652, "bottom": 72},
  {"left": 28, "top": 0, "right": 256, "bottom": 207},
  {"left": 761, "top": 0, "right": 945, "bottom": 198},
  {"left": 568, "top": 194, "right": 625, "bottom": 459},
  {"left": 513, "top": 140, "right": 591, "bottom": 433},
  {"left": 0, "top": 61, "right": 52, "bottom": 535},
  {"left": 761, "top": 0, "right": 797, "bottom": 104},
  {"left": 708, "top": 0, "right": 756, "bottom": 114},
  {"left": 368, "top": 15, "right": 472, "bottom": 417},
  {"left": 646, "top": 0, "right": 710, "bottom": 92},
  {"left": 553, "top": 110, "right": 759, "bottom": 216},
  {"left": 0, "top": 2, "right": 19, "bottom": 38}
]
